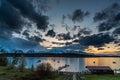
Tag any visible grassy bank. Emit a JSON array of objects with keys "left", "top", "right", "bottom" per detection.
[
  {"left": 1, "top": 66, "right": 120, "bottom": 80},
  {"left": 83, "top": 74, "right": 120, "bottom": 80},
  {"left": 0, "top": 66, "right": 31, "bottom": 80}
]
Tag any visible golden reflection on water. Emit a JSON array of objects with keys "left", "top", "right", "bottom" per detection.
[
  {"left": 85, "top": 58, "right": 99, "bottom": 66},
  {"left": 36, "top": 57, "right": 120, "bottom": 72},
  {"left": 85, "top": 58, "right": 120, "bottom": 70}
]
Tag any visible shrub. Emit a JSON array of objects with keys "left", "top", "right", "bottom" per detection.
[
  {"left": 36, "top": 63, "right": 54, "bottom": 78},
  {"left": 21, "top": 63, "right": 54, "bottom": 80},
  {"left": 0, "top": 56, "right": 8, "bottom": 66}
]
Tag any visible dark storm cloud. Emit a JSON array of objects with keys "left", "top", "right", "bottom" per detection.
[
  {"left": 98, "top": 47, "right": 104, "bottom": 50},
  {"left": 96, "top": 22, "right": 115, "bottom": 32},
  {"left": 94, "top": 12, "right": 108, "bottom": 22},
  {"left": 27, "top": 36, "right": 43, "bottom": 43},
  {"left": 118, "top": 43, "right": 120, "bottom": 46},
  {"left": 56, "top": 32, "right": 72, "bottom": 40},
  {"left": 52, "top": 42, "right": 65, "bottom": 45},
  {"left": 94, "top": 3, "right": 120, "bottom": 22},
  {"left": 72, "top": 27, "right": 91, "bottom": 38},
  {"left": 0, "top": 0, "right": 48, "bottom": 40},
  {"left": 113, "top": 27, "right": 120, "bottom": 36},
  {"left": 65, "top": 42, "right": 72, "bottom": 45},
  {"left": 114, "top": 40, "right": 120, "bottom": 44},
  {"left": 70, "top": 9, "right": 90, "bottom": 23},
  {"left": 94, "top": 3, "right": 120, "bottom": 32},
  {"left": 52, "top": 42, "right": 72, "bottom": 46},
  {"left": 77, "top": 28, "right": 91, "bottom": 36},
  {"left": 45, "top": 29, "right": 56, "bottom": 37},
  {"left": 33, "top": 0, "right": 52, "bottom": 13},
  {"left": 22, "top": 30, "right": 44, "bottom": 43},
  {"left": 23, "top": 30, "right": 29, "bottom": 37},
  {"left": 0, "top": 23, "right": 12, "bottom": 39},
  {"left": 0, "top": 0, "right": 22, "bottom": 32},
  {"left": 0, "top": 0, "right": 49, "bottom": 49},
  {"left": 73, "top": 33, "right": 115, "bottom": 47},
  {"left": 7, "top": 0, "right": 49, "bottom": 31},
  {"left": 114, "top": 40, "right": 120, "bottom": 47}
]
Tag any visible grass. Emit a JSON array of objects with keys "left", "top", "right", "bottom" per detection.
[
  {"left": 83, "top": 74, "right": 120, "bottom": 80},
  {"left": 1, "top": 66, "right": 120, "bottom": 80},
  {"left": 0, "top": 66, "right": 31, "bottom": 80}
]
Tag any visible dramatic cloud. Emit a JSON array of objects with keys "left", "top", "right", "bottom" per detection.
[
  {"left": 70, "top": 9, "right": 90, "bottom": 23},
  {"left": 65, "top": 42, "right": 72, "bottom": 45},
  {"left": 56, "top": 32, "right": 72, "bottom": 40},
  {"left": 7, "top": 0, "right": 48, "bottom": 30},
  {"left": 27, "top": 36, "right": 43, "bottom": 43},
  {"left": 50, "top": 44, "right": 86, "bottom": 52},
  {"left": 0, "top": 0, "right": 49, "bottom": 50},
  {"left": 73, "top": 33, "right": 115, "bottom": 47},
  {"left": 52, "top": 42, "right": 65, "bottom": 45},
  {"left": 98, "top": 47, "right": 105, "bottom": 50},
  {"left": 0, "top": 0, "right": 48, "bottom": 39},
  {"left": 72, "top": 27, "right": 91, "bottom": 39},
  {"left": 0, "top": 0, "right": 22, "bottom": 32},
  {"left": 45, "top": 29, "right": 56, "bottom": 37},
  {"left": 52, "top": 42, "right": 72, "bottom": 46},
  {"left": 0, "top": 23, "right": 13, "bottom": 39},
  {"left": 94, "top": 3, "right": 120, "bottom": 32},
  {"left": 32, "top": 0, "right": 50, "bottom": 12},
  {"left": 23, "top": 30, "right": 30, "bottom": 37},
  {"left": 113, "top": 27, "right": 120, "bottom": 35},
  {"left": 76, "top": 28, "right": 91, "bottom": 36},
  {"left": 22, "top": 29, "right": 44, "bottom": 43}
]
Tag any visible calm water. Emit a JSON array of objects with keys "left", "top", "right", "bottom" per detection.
[{"left": 8, "top": 57, "right": 120, "bottom": 72}]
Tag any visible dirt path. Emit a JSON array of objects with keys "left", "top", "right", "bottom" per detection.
[{"left": 73, "top": 74, "right": 77, "bottom": 80}]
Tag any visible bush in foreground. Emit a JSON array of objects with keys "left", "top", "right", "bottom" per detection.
[
  {"left": 21, "top": 63, "right": 54, "bottom": 80},
  {"left": 36, "top": 63, "right": 53, "bottom": 77},
  {"left": 0, "top": 56, "right": 8, "bottom": 66}
]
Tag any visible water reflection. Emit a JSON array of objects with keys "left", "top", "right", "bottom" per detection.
[{"left": 10, "top": 57, "right": 120, "bottom": 72}]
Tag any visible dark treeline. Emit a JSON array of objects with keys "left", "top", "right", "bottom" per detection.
[{"left": 0, "top": 53, "right": 120, "bottom": 57}]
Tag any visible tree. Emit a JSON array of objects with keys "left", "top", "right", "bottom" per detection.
[
  {"left": 18, "top": 55, "right": 26, "bottom": 72},
  {"left": 31, "top": 64, "right": 34, "bottom": 72}
]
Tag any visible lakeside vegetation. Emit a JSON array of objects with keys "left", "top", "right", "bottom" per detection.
[
  {"left": 0, "top": 55, "right": 120, "bottom": 80},
  {"left": 83, "top": 74, "right": 120, "bottom": 80},
  {"left": 1, "top": 66, "right": 120, "bottom": 80},
  {"left": 0, "top": 53, "right": 120, "bottom": 58}
]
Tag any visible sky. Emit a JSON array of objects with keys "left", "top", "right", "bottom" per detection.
[{"left": 0, "top": 0, "right": 120, "bottom": 54}]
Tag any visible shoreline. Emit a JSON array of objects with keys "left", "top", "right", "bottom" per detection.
[{"left": 0, "top": 53, "right": 120, "bottom": 58}]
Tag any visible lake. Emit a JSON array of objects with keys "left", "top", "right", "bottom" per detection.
[{"left": 8, "top": 57, "right": 120, "bottom": 72}]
